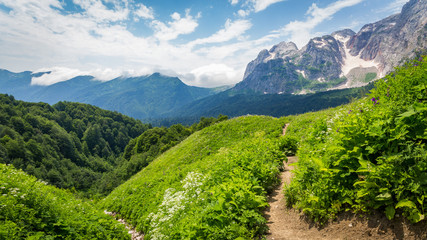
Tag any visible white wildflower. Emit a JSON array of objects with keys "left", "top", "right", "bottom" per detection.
[{"left": 148, "top": 172, "right": 207, "bottom": 239}]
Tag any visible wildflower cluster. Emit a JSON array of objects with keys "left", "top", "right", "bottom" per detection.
[
  {"left": 371, "top": 97, "right": 379, "bottom": 105},
  {"left": 148, "top": 172, "right": 206, "bottom": 240}
]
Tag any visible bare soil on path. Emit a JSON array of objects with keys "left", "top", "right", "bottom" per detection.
[{"left": 263, "top": 125, "right": 427, "bottom": 240}]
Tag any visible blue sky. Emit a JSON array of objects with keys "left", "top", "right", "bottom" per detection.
[{"left": 0, "top": 0, "right": 408, "bottom": 87}]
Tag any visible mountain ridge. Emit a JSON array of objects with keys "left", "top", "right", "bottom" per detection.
[
  {"left": 234, "top": 0, "right": 426, "bottom": 94},
  {"left": 0, "top": 71, "right": 219, "bottom": 119}
]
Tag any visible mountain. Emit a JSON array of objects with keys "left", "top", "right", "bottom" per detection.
[
  {"left": 161, "top": 84, "right": 373, "bottom": 124},
  {"left": 234, "top": 0, "right": 427, "bottom": 94},
  {"left": 1, "top": 1, "right": 424, "bottom": 122},
  {"left": 0, "top": 69, "right": 43, "bottom": 100},
  {"left": 0, "top": 72, "right": 217, "bottom": 119}
]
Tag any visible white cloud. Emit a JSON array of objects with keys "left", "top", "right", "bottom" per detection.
[
  {"left": 32, "top": 67, "right": 87, "bottom": 85},
  {"left": 31, "top": 66, "right": 154, "bottom": 85},
  {"left": 185, "top": 64, "right": 241, "bottom": 87},
  {"left": 280, "top": 0, "right": 364, "bottom": 47},
  {"left": 134, "top": 3, "right": 154, "bottom": 20},
  {"left": 0, "top": 0, "right": 281, "bottom": 87},
  {"left": 151, "top": 9, "right": 199, "bottom": 41},
  {"left": 237, "top": 9, "right": 250, "bottom": 17},
  {"left": 188, "top": 19, "right": 252, "bottom": 47},
  {"left": 235, "top": 0, "right": 285, "bottom": 16},
  {"left": 379, "top": 0, "right": 408, "bottom": 14},
  {"left": 250, "top": 0, "right": 286, "bottom": 12},
  {"left": 1, "top": 0, "right": 371, "bottom": 88},
  {"left": 73, "top": 0, "right": 129, "bottom": 22}
]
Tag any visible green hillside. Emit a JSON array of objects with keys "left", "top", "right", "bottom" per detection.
[
  {"left": 101, "top": 115, "right": 288, "bottom": 239},
  {"left": 1, "top": 56, "right": 424, "bottom": 238},
  {"left": 0, "top": 163, "right": 129, "bottom": 239},
  {"left": 159, "top": 84, "right": 373, "bottom": 126},
  {"left": 97, "top": 115, "right": 228, "bottom": 195},
  {"left": 284, "top": 57, "right": 426, "bottom": 223},
  {"left": 0, "top": 96, "right": 149, "bottom": 196},
  {"left": 101, "top": 56, "right": 426, "bottom": 239}
]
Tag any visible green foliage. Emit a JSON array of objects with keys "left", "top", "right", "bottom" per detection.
[
  {"left": 96, "top": 115, "right": 228, "bottom": 196},
  {"left": 284, "top": 56, "right": 427, "bottom": 223},
  {"left": 278, "top": 135, "right": 298, "bottom": 156},
  {"left": 0, "top": 163, "right": 129, "bottom": 239},
  {"left": 0, "top": 96, "right": 149, "bottom": 196},
  {"left": 101, "top": 116, "right": 286, "bottom": 239}
]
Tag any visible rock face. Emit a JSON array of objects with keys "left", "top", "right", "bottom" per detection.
[
  {"left": 347, "top": 0, "right": 427, "bottom": 75},
  {"left": 234, "top": 0, "right": 427, "bottom": 94}
]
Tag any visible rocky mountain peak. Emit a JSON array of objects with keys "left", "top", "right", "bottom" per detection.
[
  {"left": 331, "top": 29, "right": 356, "bottom": 43},
  {"left": 243, "top": 41, "right": 298, "bottom": 79},
  {"left": 347, "top": 0, "right": 426, "bottom": 74},
  {"left": 269, "top": 41, "right": 298, "bottom": 56},
  {"left": 235, "top": 0, "right": 426, "bottom": 94}
]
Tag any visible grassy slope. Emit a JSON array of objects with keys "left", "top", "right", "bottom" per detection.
[
  {"left": 0, "top": 163, "right": 130, "bottom": 239},
  {"left": 284, "top": 57, "right": 427, "bottom": 223},
  {"left": 101, "top": 116, "right": 288, "bottom": 239}
]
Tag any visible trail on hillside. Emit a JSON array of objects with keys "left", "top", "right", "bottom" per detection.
[
  {"left": 104, "top": 211, "right": 144, "bottom": 240},
  {"left": 264, "top": 124, "right": 426, "bottom": 240}
]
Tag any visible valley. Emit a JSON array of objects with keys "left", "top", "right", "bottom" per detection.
[
  {"left": 1, "top": 56, "right": 425, "bottom": 239},
  {"left": 0, "top": 0, "right": 426, "bottom": 239}
]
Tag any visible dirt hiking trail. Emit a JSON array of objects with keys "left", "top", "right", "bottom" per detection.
[{"left": 263, "top": 124, "right": 426, "bottom": 240}]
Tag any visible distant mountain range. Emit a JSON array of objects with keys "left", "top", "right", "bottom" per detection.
[
  {"left": 158, "top": 85, "right": 373, "bottom": 124},
  {"left": 0, "top": 70, "right": 220, "bottom": 119},
  {"left": 0, "top": 0, "right": 425, "bottom": 123},
  {"left": 234, "top": 0, "right": 426, "bottom": 94}
]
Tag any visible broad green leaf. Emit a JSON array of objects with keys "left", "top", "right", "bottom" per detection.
[
  {"left": 375, "top": 192, "right": 392, "bottom": 201},
  {"left": 342, "top": 198, "right": 353, "bottom": 205},
  {"left": 358, "top": 158, "right": 368, "bottom": 169},
  {"left": 385, "top": 205, "right": 395, "bottom": 220},
  {"left": 395, "top": 199, "right": 417, "bottom": 209},
  {"left": 354, "top": 181, "right": 378, "bottom": 188},
  {"left": 409, "top": 211, "right": 425, "bottom": 223},
  {"left": 308, "top": 195, "right": 319, "bottom": 203},
  {"left": 413, "top": 102, "right": 427, "bottom": 111},
  {"left": 357, "top": 190, "right": 369, "bottom": 198},
  {"left": 397, "top": 106, "right": 417, "bottom": 121}
]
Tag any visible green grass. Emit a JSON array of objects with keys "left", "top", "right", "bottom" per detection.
[
  {"left": 0, "top": 163, "right": 130, "bottom": 239},
  {"left": 100, "top": 115, "right": 288, "bottom": 239},
  {"left": 364, "top": 72, "right": 377, "bottom": 83}
]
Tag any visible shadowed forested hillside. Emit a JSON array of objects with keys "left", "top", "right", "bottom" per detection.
[{"left": 0, "top": 95, "right": 149, "bottom": 196}]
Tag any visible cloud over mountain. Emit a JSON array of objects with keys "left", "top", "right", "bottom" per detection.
[{"left": 0, "top": 0, "right": 407, "bottom": 87}]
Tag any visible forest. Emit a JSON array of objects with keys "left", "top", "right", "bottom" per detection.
[{"left": 0, "top": 96, "right": 226, "bottom": 197}]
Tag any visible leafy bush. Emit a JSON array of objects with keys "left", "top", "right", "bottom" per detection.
[
  {"left": 284, "top": 56, "right": 427, "bottom": 223},
  {"left": 101, "top": 116, "right": 286, "bottom": 239},
  {"left": 0, "top": 163, "right": 130, "bottom": 239},
  {"left": 278, "top": 135, "right": 298, "bottom": 156}
]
